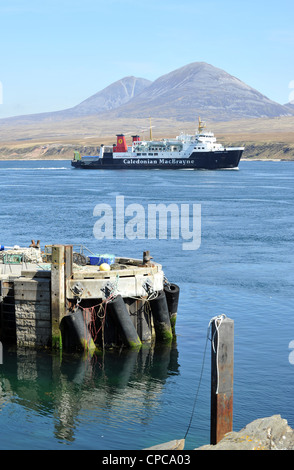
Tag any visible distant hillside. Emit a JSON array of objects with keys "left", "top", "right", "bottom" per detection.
[
  {"left": 104, "top": 62, "right": 293, "bottom": 122},
  {"left": 0, "top": 62, "right": 293, "bottom": 129},
  {"left": 0, "top": 76, "right": 152, "bottom": 124},
  {"left": 285, "top": 101, "right": 294, "bottom": 110},
  {"left": 62, "top": 76, "right": 152, "bottom": 117},
  {"left": 1, "top": 115, "right": 294, "bottom": 160}
]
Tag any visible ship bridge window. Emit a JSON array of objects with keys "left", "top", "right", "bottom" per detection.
[{"left": 148, "top": 153, "right": 154, "bottom": 156}]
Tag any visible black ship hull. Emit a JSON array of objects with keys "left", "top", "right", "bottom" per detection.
[{"left": 71, "top": 149, "right": 243, "bottom": 170}]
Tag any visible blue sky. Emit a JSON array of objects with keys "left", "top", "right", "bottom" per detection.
[{"left": 0, "top": 0, "right": 293, "bottom": 118}]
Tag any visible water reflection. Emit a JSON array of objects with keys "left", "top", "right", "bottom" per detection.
[{"left": 0, "top": 344, "right": 180, "bottom": 443}]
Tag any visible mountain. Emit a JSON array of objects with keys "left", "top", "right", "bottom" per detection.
[
  {"left": 285, "top": 101, "right": 294, "bottom": 109},
  {"left": 0, "top": 63, "right": 293, "bottom": 127},
  {"left": 103, "top": 62, "right": 293, "bottom": 122},
  {"left": 0, "top": 76, "right": 152, "bottom": 124},
  {"left": 62, "top": 76, "right": 152, "bottom": 117}
]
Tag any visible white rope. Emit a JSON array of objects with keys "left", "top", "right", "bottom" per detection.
[
  {"left": 184, "top": 313, "right": 227, "bottom": 439},
  {"left": 208, "top": 314, "right": 227, "bottom": 394}
]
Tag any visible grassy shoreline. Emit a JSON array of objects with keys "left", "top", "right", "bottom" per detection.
[
  {"left": 0, "top": 142, "right": 293, "bottom": 161},
  {"left": 0, "top": 116, "right": 293, "bottom": 161}
]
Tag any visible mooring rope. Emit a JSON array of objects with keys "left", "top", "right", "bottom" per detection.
[
  {"left": 209, "top": 314, "right": 226, "bottom": 395},
  {"left": 184, "top": 314, "right": 227, "bottom": 440},
  {"left": 79, "top": 290, "right": 118, "bottom": 348}
]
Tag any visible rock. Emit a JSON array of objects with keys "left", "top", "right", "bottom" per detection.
[
  {"left": 144, "top": 439, "right": 185, "bottom": 451},
  {"left": 196, "top": 415, "right": 294, "bottom": 450}
]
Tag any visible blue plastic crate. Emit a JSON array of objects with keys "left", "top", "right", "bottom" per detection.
[{"left": 89, "top": 254, "right": 115, "bottom": 266}]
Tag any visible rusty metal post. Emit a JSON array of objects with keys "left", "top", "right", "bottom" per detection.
[{"left": 210, "top": 316, "right": 234, "bottom": 445}]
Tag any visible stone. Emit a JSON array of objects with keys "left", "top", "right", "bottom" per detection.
[
  {"left": 195, "top": 415, "right": 294, "bottom": 450},
  {"left": 144, "top": 439, "right": 185, "bottom": 450}
]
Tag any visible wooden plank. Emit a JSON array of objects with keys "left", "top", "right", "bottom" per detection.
[
  {"left": 20, "top": 270, "right": 51, "bottom": 278},
  {"left": 72, "top": 265, "right": 159, "bottom": 280},
  {"left": 13, "top": 278, "right": 50, "bottom": 301},
  {"left": 67, "top": 271, "right": 164, "bottom": 300}
]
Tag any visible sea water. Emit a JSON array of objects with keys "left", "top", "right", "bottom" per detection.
[{"left": 0, "top": 160, "right": 293, "bottom": 450}]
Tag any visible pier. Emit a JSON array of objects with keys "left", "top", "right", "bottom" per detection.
[
  {"left": 0, "top": 244, "right": 179, "bottom": 352},
  {"left": 0, "top": 242, "right": 239, "bottom": 449}
]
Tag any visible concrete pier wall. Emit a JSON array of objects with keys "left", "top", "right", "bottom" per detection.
[
  {"left": 1, "top": 274, "right": 51, "bottom": 347},
  {"left": 14, "top": 278, "right": 51, "bottom": 348}
]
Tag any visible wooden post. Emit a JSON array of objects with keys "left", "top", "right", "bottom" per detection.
[
  {"left": 51, "top": 245, "right": 73, "bottom": 350},
  {"left": 64, "top": 245, "right": 73, "bottom": 285},
  {"left": 210, "top": 316, "right": 234, "bottom": 445},
  {"left": 51, "top": 245, "right": 65, "bottom": 350},
  {"left": 64, "top": 244, "right": 73, "bottom": 325}
]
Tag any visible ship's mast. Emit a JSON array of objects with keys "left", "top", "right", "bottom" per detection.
[{"left": 198, "top": 117, "right": 206, "bottom": 134}]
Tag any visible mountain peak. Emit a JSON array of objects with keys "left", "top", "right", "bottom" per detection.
[
  {"left": 70, "top": 76, "right": 152, "bottom": 116},
  {"left": 105, "top": 62, "right": 292, "bottom": 121},
  {"left": 1, "top": 62, "right": 293, "bottom": 125}
]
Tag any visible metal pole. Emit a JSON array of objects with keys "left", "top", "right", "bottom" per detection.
[{"left": 210, "top": 316, "right": 234, "bottom": 445}]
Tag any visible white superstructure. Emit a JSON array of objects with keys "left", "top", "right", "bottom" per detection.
[{"left": 113, "top": 119, "right": 243, "bottom": 160}]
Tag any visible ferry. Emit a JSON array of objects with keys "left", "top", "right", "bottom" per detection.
[{"left": 71, "top": 119, "right": 244, "bottom": 170}]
